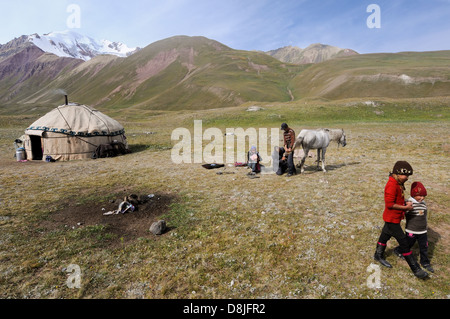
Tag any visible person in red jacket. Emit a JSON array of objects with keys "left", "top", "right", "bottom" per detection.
[{"left": 373, "top": 161, "right": 429, "bottom": 279}]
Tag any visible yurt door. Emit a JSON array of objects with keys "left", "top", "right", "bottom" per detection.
[{"left": 30, "top": 135, "right": 43, "bottom": 160}]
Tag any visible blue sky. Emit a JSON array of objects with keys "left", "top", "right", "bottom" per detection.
[{"left": 1, "top": 0, "right": 449, "bottom": 54}]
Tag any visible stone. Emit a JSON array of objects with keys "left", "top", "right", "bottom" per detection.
[{"left": 150, "top": 220, "right": 167, "bottom": 235}]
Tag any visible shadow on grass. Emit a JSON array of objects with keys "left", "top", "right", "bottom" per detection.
[
  {"left": 417, "top": 226, "right": 441, "bottom": 264},
  {"left": 326, "top": 161, "right": 362, "bottom": 172},
  {"left": 296, "top": 161, "right": 361, "bottom": 174}
]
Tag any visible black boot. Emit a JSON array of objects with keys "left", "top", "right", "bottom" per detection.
[
  {"left": 422, "top": 264, "right": 434, "bottom": 273},
  {"left": 374, "top": 243, "right": 392, "bottom": 268},
  {"left": 404, "top": 253, "right": 429, "bottom": 279},
  {"left": 393, "top": 246, "right": 404, "bottom": 259}
]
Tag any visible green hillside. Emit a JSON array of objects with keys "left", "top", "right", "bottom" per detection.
[
  {"left": 3, "top": 36, "right": 305, "bottom": 113},
  {"left": 0, "top": 46, "right": 84, "bottom": 114},
  {"left": 289, "top": 50, "right": 450, "bottom": 100},
  {"left": 0, "top": 36, "right": 449, "bottom": 115}
]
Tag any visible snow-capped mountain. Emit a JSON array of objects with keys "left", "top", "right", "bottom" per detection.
[{"left": 28, "top": 30, "right": 139, "bottom": 61}]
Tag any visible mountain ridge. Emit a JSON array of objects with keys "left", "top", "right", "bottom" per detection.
[
  {"left": 0, "top": 35, "right": 305, "bottom": 113},
  {"left": 265, "top": 43, "right": 359, "bottom": 64},
  {"left": 28, "top": 30, "right": 140, "bottom": 61},
  {"left": 1, "top": 31, "right": 357, "bottom": 65},
  {"left": 0, "top": 32, "right": 449, "bottom": 114},
  {"left": 0, "top": 30, "right": 140, "bottom": 63}
]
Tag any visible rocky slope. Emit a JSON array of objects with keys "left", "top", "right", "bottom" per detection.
[{"left": 266, "top": 43, "right": 358, "bottom": 64}]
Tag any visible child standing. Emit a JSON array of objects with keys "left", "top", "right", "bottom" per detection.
[
  {"left": 373, "top": 161, "right": 428, "bottom": 279},
  {"left": 397, "top": 182, "right": 434, "bottom": 273}
]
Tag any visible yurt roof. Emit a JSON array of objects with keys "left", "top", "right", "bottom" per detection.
[{"left": 25, "top": 103, "right": 125, "bottom": 137}]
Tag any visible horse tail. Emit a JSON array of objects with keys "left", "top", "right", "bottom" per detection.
[{"left": 292, "top": 136, "right": 304, "bottom": 151}]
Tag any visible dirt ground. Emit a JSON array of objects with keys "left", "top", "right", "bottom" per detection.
[{"left": 38, "top": 192, "right": 176, "bottom": 246}]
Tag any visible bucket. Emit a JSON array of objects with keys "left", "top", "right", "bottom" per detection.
[{"left": 16, "top": 148, "right": 26, "bottom": 161}]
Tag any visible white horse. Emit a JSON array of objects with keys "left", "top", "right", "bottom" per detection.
[{"left": 293, "top": 129, "right": 331, "bottom": 173}]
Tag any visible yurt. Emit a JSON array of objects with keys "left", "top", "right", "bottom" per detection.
[{"left": 23, "top": 98, "right": 129, "bottom": 161}]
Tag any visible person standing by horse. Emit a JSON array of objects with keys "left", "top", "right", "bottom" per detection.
[
  {"left": 281, "top": 123, "right": 297, "bottom": 177},
  {"left": 373, "top": 161, "right": 429, "bottom": 279}
]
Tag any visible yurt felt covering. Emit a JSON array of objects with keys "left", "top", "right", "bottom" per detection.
[{"left": 24, "top": 103, "right": 128, "bottom": 161}]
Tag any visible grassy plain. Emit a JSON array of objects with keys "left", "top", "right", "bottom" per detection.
[{"left": 0, "top": 97, "right": 449, "bottom": 299}]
